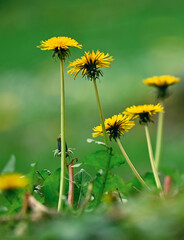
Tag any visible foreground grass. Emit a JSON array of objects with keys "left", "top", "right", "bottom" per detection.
[{"left": 1, "top": 191, "right": 184, "bottom": 240}]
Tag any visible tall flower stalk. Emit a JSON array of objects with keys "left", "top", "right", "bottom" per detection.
[
  {"left": 68, "top": 49, "right": 114, "bottom": 147},
  {"left": 93, "top": 77, "right": 108, "bottom": 146},
  {"left": 123, "top": 104, "right": 164, "bottom": 196},
  {"left": 38, "top": 36, "right": 82, "bottom": 212},
  {"left": 155, "top": 100, "right": 164, "bottom": 170},
  {"left": 93, "top": 114, "right": 150, "bottom": 190},
  {"left": 116, "top": 138, "right": 150, "bottom": 190},
  {"left": 145, "top": 125, "right": 162, "bottom": 191},
  {"left": 68, "top": 50, "right": 114, "bottom": 202},
  {"left": 57, "top": 58, "right": 66, "bottom": 211},
  {"left": 143, "top": 75, "right": 180, "bottom": 170}
]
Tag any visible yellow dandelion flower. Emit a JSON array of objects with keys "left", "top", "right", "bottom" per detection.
[
  {"left": 38, "top": 36, "right": 82, "bottom": 60},
  {"left": 143, "top": 75, "right": 180, "bottom": 98},
  {"left": 93, "top": 114, "right": 135, "bottom": 140},
  {"left": 68, "top": 50, "right": 114, "bottom": 80},
  {"left": 143, "top": 75, "right": 180, "bottom": 87},
  {"left": 0, "top": 173, "right": 28, "bottom": 191},
  {"left": 123, "top": 104, "right": 164, "bottom": 124}
]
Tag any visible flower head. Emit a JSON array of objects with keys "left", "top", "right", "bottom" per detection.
[
  {"left": 68, "top": 50, "right": 114, "bottom": 80},
  {"left": 0, "top": 173, "right": 28, "bottom": 191},
  {"left": 38, "top": 36, "right": 82, "bottom": 60},
  {"left": 143, "top": 75, "right": 180, "bottom": 99},
  {"left": 93, "top": 114, "right": 135, "bottom": 141},
  {"left": 123, "top": 104, "right": 164, "bottom": 125}
]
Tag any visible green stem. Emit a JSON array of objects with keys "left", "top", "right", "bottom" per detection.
[
  {"left": 57, "top": 59, "right": 66, "bottom": 212},
  {"left": 145, "top": 126, "right": 163, "bottom": 196},
  {"left": 155, "top": 100, "right": 164, "bottom": 171},
  {"left": 116, "top": 138, "right": 150, "bottom": 190},
  {"left": 93, "top": 78, "right": 108, "bottom": 146}
]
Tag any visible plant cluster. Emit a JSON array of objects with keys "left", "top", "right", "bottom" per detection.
[{"left": 0, "top": 35, "right": 181, "bottom": 239}]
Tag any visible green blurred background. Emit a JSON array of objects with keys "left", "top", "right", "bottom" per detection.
[{"left": 0, "top": 0, "right": 184, "bottom": 180}]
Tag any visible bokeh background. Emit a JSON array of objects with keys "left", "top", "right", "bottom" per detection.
[{"left": 0, "top": 0, "right": 184, "bottom": 180}]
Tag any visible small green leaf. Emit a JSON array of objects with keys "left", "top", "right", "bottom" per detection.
[
  {"left": 87, "top": 138, "right": 109, "bottom": 148},
  {"left": 1, "top": 155, "right": 16, "bottom": 174}
]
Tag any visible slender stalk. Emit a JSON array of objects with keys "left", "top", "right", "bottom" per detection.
[
  {"left": 93, "top": 78, "right": 108, "bottom": 146},
  {"left": 163, "top": 176, "right": 172, "bottom": 196},
  {"left": 57, "top": 59, "right": 66, "bottom": 212},
  {"left": 116, "top": 138, "right": 150, "bottom": 190},
  {"left": 67, "top": 160, "right": 74, "bottom": 207},
  {"left": 155, "top": 100, "right": 164, "bottom": 171},
  {"left": 145, "top": 125, "right": 163, "bottom": 193}
]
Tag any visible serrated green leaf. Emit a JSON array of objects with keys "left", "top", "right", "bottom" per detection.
[
  {"left": 42, "top": 168, "right": 60, "bottom": 208},
  {"left": 74, "top": 169, "right": 92, "bottom": 208},
  {"left": 84, "top": 150, "right": 124, "bottom": 171},
  {"left": 85, "top": 150, "right": 109, "bottom": 170},
  {"left": 110, "top": 152, "right": 125, "bottom": 168},
  {"left": 105, "top": 175, "right": 131, "bottom": 195},
  {"left": 26, "top": 161, "right": 39, "bottom": 193},
  {"left": 42, "top": 168, "right": 69, "bottom": 208},
  {"left": 74, "top": 169, "right": 92, "bottom": 187},
  {"left": 1, "top": 189, "right": 25, "bottom": 214},
  {"left": 92, "top": 172, "right": 131, "bottom": 206},
  {"left": 1, "top": 155, "right": 16, "bottom": 174}
]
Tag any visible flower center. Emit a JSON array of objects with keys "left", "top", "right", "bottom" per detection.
[
  {"left": 83, "top": 59, "right": 103, "bottom": 80},
  {"left": 139, "top": 112, "right": 151, "bottom": 124},
  {"left": 107, "top": 120, "right": 123, "bottom": 140},
  {"left": 53, "top": 47, "right": 70, "bottom": 60}
]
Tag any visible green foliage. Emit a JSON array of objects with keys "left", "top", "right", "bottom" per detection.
[
  {"left": 1, "top": 155, "right": 16, "bottom": 174},
  {"left": 74, "top": 169, "right": 92, "bottom": 208},
  {"left": 92, "top": 172, "right": 131, "bottom": 204},
  {"left": 84, "top": 149, "right": 125, "bottom": 170},
  {"left": 42, "top": 168, "right": 60, "bottom": 208}
]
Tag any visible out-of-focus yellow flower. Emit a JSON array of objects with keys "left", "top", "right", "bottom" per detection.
[
  {"left": 38, "top": 36, "right": 82, "bottom": 60},
  {"left": 143, "top": 75, "right": 180, "bottom": 87},
  {"left": 143, "top": 75, "right": 180, "bottom": 98},
  {"left": 123, "top": 104, "right": 164, "bottom": 124},
  {"left": 68, "top": 50, "right": 114, "bottom": 80},
  {"left": 93, "top": 114, "right": 135, "bottom": 140},
  {"left": 0, "top": 173, "right": 28, "bottom": 191}
]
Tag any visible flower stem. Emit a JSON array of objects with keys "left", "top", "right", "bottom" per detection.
[
  {"left": 57, "top": 59, "right": 66, "bottom": 212},
  {"left": 145, "top": 125, "right": 163, "bottom": 196},
  {"left": 116, "top": 138, "right": 150, "bottom": 190},
  {"left": 67, "top": 160, "right": 74, "bottom": 207},
  {"left": 155, "top": 100, "right": 164, "bottom": 171},
  {"left": 93, "top": 78, "right": 108, "bottom": 146}
]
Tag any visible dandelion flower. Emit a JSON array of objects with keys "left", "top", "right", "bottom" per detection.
[
  {"left": 123, "top": 104, "right": 164, "bottom": 124},
  {"left": 93, "top": 114, "right": 135, "bottom": 140},
  {"left": 38, "top": 36, "right": 82, "bottom": 60},
  {"left": 0, "top": 173, "right": 28, "bottom": 191},
  {"left": 68, "top": 50, "right": 114, "bottom": 80},
  {"left": 143, "top": 75, "right": 180, "bottom": 98}
]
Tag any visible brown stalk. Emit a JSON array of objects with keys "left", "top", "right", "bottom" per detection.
[
  {"left": 164, "top": 176, "right": 172, "bottom": 195},
  {"left": 67, "top": 158, "right": 78, "bottom": 207}
]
